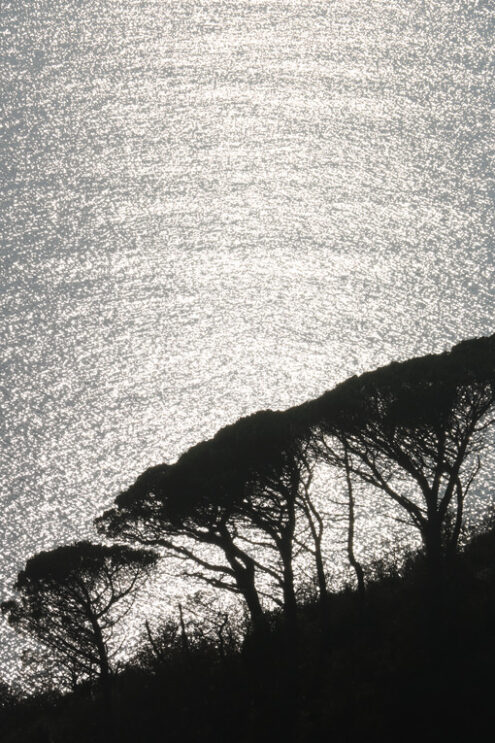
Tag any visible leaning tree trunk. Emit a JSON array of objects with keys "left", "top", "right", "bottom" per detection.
[
  {"left": 299, "top": 483, "right": 328, "bottom": 605},
  {"left": 344, "top": 447, "right": 365, "bottom": 602},
  {"left": 234, "top": 558, "right": 269, "bottom": 636},
  {"left": 219, "top": 527, "right": 268, "bottom": 636},
  {"left": 313, "top": 536, "right": 328, "bottom": 606},
  {"left": 279, "top": 489, "right": 298, "bottom": 635},
  {"left": 88, "top": 610, "right": 110, "bottom": 683},
  {"left": 280, "top": 539, "right": 298, "bottom": 633}
]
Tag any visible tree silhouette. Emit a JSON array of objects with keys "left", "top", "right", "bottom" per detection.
[
  {"left": 1, "top": 542, "right": 156, "bottom": 688},
  {"left": 306, "top": 335, "right": 495, "bottom": 590},
  {"left": 96, "top": 459, "right": 270, "bottom": 636},
  {"left": 221, "top": 410, "right": 323, "bottom": 629},
  {"left": 97, "top": 410, "right": 328, "bottom": 635}
]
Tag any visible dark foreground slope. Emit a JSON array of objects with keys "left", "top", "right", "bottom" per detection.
[
  {"left": 2, "top": 527, "right": 495, "bottom": 743},
  {"left": 3, "top": 332, "right": 495, "bottom": 742}
]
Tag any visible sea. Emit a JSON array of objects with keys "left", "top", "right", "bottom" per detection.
[{"left": 1, "top": 0, "right": 494, "bottom": 678}]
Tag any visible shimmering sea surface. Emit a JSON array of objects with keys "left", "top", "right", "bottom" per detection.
[{"left": 1, "top": 0, "right": 494, "bottom": 676}]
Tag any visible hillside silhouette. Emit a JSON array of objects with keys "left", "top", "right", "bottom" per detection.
[{"left": 2, "top": 333, "right": 495, "bottom": 742}]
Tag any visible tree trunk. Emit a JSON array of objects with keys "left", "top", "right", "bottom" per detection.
[
  {"left": 447, "top": 478, "right": 464, "bottom": 563},
  {"left": 87, "top": 609, "right": 113, "bottom": 735},
  {"left": 219, "top": 527, "right": 268, "bottom": 636},
  {"left": 280, "top": 481, "right": 299, "bottom": 634},
  {"left": 314, "top": 538, "right": 328, "bottom": 605},
  {"left": 422, "top": 516, "right": 445, "bottom": 649},
  {"left": 88, "top": 611, "right": 110, "bottom": 682},
  {"left": 234, "top": 559, "right": 268, "bottom": 636},
  {"left": 423, "top": 517, "right": 443, "bottom": 589},
  {"left": 299, "top": 476, "right": 328, "bottom": 606},
  {"left": 344, "top": 448, "right": 365, "bottom": 602},
  {"left": 280, "top": 539, "right": 298, "bottom": 634},
  {"left": 178, "top": 603, "right": 191, "bottom": 658}
]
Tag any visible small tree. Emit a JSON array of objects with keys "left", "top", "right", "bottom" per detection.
[{"left": 1, "top": 542, "right": 157, "bottom": 688}]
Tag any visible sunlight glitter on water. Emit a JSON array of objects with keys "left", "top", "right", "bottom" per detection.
[{"left": 1, "top": 0, "right": 494, "bottom": 676}]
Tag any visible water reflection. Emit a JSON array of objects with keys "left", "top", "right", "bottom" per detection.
[{"left": 1, "top": 0, "right": 494, "bottom": 674}]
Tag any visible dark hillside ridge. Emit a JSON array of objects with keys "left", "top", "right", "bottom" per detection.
[
  {"left": 97, "top": 329, "right": 495, "bottom": 635},
  {"left": 3, "top": 526, "right": 495, "bottom": 742},
  {"left": 4, "top": 333, "right": 495, "bottom": 742}
]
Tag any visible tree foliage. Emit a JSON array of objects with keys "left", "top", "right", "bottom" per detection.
[
  {"left": 96, "top": 334, "right": 495, "bottom": 632},
  {"left": 2, "top": 542, "right": 157, "bottom": 688},
  {"left": 97, "top": 409, "right": 329, "bottom": 632},
  {"left": 303, "top": 335, "right": 495, "bottom": 582}
]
